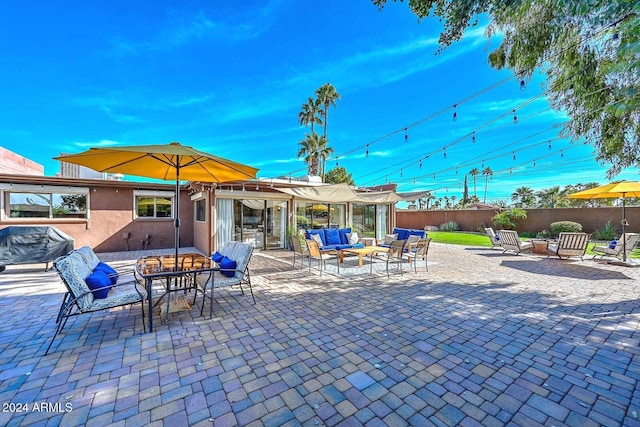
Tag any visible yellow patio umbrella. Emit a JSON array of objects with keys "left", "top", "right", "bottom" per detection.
[
  {"left": 54, "top": 142, "right": 258, "bottom": 262},
  {"left": 568, "top": 180, "right": 640, "bottom": 262}
]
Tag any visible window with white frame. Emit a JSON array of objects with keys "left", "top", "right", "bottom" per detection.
[
  {"left": 5, "top": 186, "right": 88, "bottom": 219},
  {"left": 134, "top": 190, "right": 173, "bottom": 219}
]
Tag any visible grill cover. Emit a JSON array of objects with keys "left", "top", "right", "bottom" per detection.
[{"left": 0, "top": 226, "right": 74, "bottom": 266}]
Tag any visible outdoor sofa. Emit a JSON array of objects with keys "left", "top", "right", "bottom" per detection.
[{"left": 305, "top": 228, "right": 365, "bottom": 251}]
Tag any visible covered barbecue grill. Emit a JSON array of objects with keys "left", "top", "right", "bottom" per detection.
[{"left": 0, "top": 226, "right": 74, "bottom": 272}]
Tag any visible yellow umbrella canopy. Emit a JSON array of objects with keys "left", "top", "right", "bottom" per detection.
[
  {"left": 567, "top": 181, "right": 640, "bottom": 199},
  {"left": 54, "top": 141, "right": 258, "bottom": 262},
  {"left": 568, "top": 180, "right": 640, "bottom": 262},
  {"left": 54, "top": 141, "right": 258, "bottom": 183}
]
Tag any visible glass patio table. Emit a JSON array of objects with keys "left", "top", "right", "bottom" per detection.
[{"left": 136, "top": 253, "right": 218, "bottom": 332}]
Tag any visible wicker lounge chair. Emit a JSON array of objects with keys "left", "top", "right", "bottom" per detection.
[
  {"left": 592, "top": 233, "right": 640, "bottom": 260},
  {"left": 197, "top": 242, "right": 255, "bottom": 318},
  {"left": 496, "top": 230, "right": 534, "bottom": 255},
  {"left": 546, "top": 232, "right": 591, "bottom": 260},
  {"left": 48, "top": 248, "right": 147, "bottom": 354}
]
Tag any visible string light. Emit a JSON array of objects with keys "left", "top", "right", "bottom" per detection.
[
  {"left": 548, "top": 140, "right": 552, "bottom": 149},
  {"left": 404, "top": 128, "right": 408, "bottom": 142},
  {"left": 520, "top": 79, "right": 526, "bottom": 91},
  {"left": 533, "top": 160, "right": 536, "bottom": 166},
  {"left": 365, "top": 145, "right": 369, "bottom": 157},
  {"left": 472, "top": 132, "right": 476, "bottom": 143},
  {"left": 400, "top": 169, "right": 403, "bottom": 177},
  {"left": 513, "top": 152, "right": 516, "bottom": 160},
  {"left": 419, "top": 160, "right": 423, "bottom": 169},
  {"left": 513, "top": 109, "right": 518, "bottom": 124},
  {"left": 560, "top": 149, "right": 564, "bottom": 157},
  {"left": 443, "top": 149, "right": 447, "bottom": 159},
  {"left": 452, "top": 104, "right": 458, "bottom": 121}
]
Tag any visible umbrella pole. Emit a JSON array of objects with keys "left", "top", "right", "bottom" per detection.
[
  {"left": 175, "top": 162, "right": 180, "bottom": 267},
  {"left": 622, "top": 194, "right": 627, "bottom": 262}
]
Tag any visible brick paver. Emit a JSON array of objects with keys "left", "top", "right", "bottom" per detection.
[{"left": 1, "top": 244, "right": 640, "bottom": 426}]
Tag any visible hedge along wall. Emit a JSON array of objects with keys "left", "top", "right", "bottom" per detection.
[{"left": 397, "top": 207, "right": 640, "bottom": 235}]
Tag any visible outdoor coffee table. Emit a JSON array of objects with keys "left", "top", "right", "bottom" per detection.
[{"left": 339, "top": 246, "right": 388, "bottom": 268}]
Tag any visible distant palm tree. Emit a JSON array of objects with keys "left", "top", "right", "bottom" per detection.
[
  {"left": 316, "top": 136, "right": 334, "bottom": 180},
  {"left": 535, "top": 186, "right": 570, "bottom": 208},
  {"left": 511, "top": 186, "right": 536, "bottom": 207},
  {"left": 469, "top": 168, "right": 480, "bottom": 196},
  {"left": 482, "top": 167, "right": 493, "bottom": 203},
  {"left": 316, "top": 83, "right": 340, "bottom": 182},
  {"left": 297, "top": 133, "right": 322, "bottom": 176},
  {"left": 298, "top": 97, "right": 322, "bottom": 134},
  {"left": 451, "top": 195, "right": 457, "bottom": 208},
  {"left": 316, "top": 83, "right": 341, "bottom": 140}
]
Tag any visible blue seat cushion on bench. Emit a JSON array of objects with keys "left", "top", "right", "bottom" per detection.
[
  {"left": 325, "top": 228, "right": 342, "bottom": 246},
  {"left": 393, "top": 227, "right": 411, "bottom": 241},
  {"left": 409, "top": 229, "right": 426, "bottom": 238},
  {"left": 338, "top": 228, "right": 352, "bottom": 244},
  {"left": 306, "top": 229, "right": 326, "bottom": 246}
]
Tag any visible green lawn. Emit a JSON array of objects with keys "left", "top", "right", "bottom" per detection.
[{"left": 426, "top": 231, "right": 640, "bottom": 258}]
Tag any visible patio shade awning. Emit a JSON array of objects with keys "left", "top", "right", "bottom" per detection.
[{"left": 275, "top": 183, "right": 425, "bottom": 203}]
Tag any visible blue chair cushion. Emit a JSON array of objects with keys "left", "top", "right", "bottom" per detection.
[
  {"left": 393, "top": 227, "right": 411, "bottom": 241},
  {"left": 306, "top": 229, "right": 326, "bottom": 246},
  {"left": 94, "top": 261, "right": 118, "bottom": 284},
  {"left": 85, "top": 270, "right": 111, "bottom": 299},
  {"left": 212, "top": 251, "right": 224, "bottom": 263},
  {"left": 220, "top": 256, "right": 237, "bottom": 278},
  {"left": 325, "top": 228, "right": 342, "bottom": 246},
  {"left": 409, "top": 229, "right": 426, "bottom": 238},
  {"left": 338, "top": 228, "right": 352, "bottom": 244}
]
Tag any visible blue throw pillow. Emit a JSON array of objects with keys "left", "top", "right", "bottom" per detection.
[
  {"left": 338, "top": 228, "right": 352, "bottom": 244},
  {"left": 86, "top": 270, "right": 111, "bottom": 299},
  {"left": 95, "top": 261, "right": 118, "bottom": 284},
  {"left": 212, "top": 251, "right": 224, "bottom": 263},
  {"left": 220, "top": 256, "right": 237, "bottom": 278},
  {"left": 325, "top": 228, "right": 341, "bottom": 245},
  {"left": 609, "top": 240, "right": 618, "bottom": 249}
]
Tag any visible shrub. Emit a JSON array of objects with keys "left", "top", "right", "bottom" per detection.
[
  {"left": 550, "top": 221, "right": 583, "bottom": 236},
  {"left": 491, "top": 208, "right": 527, "bottom": 230},
  {"left": 440, "top": 221, "right": 459, "bottom": 231},
  {"left": 519, "top": 231, "right": 536, "bottom": 238},
  {"left": 536, "top": 229, "right": 550, "bottom": 238},
  {"left": 593, "top": 220, "right": 617, "bottom": 241}
]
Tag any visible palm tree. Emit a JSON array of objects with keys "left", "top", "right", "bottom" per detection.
[
  {"left": 469, "top": 168, "right": 480, "bottom": 196},
  {"left": 511, "top": 186, "right": 536, "bottom": 207},
  {"left": 535, "top": 186, "right": 569, "bottom": 208},
  {"left": 297, "top": 133, "right": 322, "bottom": 176},
  {"left": 482, "top": 167, "right": 493, "bottom": 203},
  {"left": 316, "top": 83, "right": 340, "bottom": 139},
  {"left": 316, "top": 135, "right": 334, "bottom": 180},
  {"left": 298, "top": 97, "right": 322, "bottom": 134},
  {"left": 451, "top": 195, "right": 457, "bottom": 208},
  {"left": 316, "top": 83, "right": 340, "bottom": 181}
]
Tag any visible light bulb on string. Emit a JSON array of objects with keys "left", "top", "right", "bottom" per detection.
[
  {"left": 560, "top": 150, "right": 564, "bottom": 157},
  {"left": 472, "top": 132, "right": 476, "bottom": 143},
  {"left": 419, "top": 160, "right": 423, "bottom": 169},
  {"left": 513, "top": 152, "right": 516, "bottom": 160},
  {"left": 443, "top": 149, "right": 446, "bottom": 159},
  {"left": 481, "top": 161, "right": 484, "bottom": 168},
  {"left": 433, "top": 174, "right": 436, "bottom": 180},
  {"left": 455, "top": 167, "right": 458, "bottom": 174},
  {"left": 512, "top": 109, "right": 518, "bottom": 124},
  {"left": 509, "top": 168, "right": 512, "bottom": 174},
  {"left": 452, "top": 104, "right": 458, "bottom": 121},
  {"left": 520, "top": 79, "right": 526, "bottom": 91},
  {"left": 413, "top": 178, "right": 416, "bottom": 184},
  {"left": 404, "top": 128, "right": 408, "bottom": 142},
  {"left": 400, "top": 169, "right": 403, "bottom": 177},
  {"left": 548, "top": 140, "right": 552, "bottom": 149},
  {"left": 533, "top": 160, "right": 536, "bottom": 166},
  {"left": 365, "top": 145, "right": 369, "bottom": 157}
]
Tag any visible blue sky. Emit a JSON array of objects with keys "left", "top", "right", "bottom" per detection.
[{"left": 1, "top": 0, "right": 637, "bottom": 204}]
